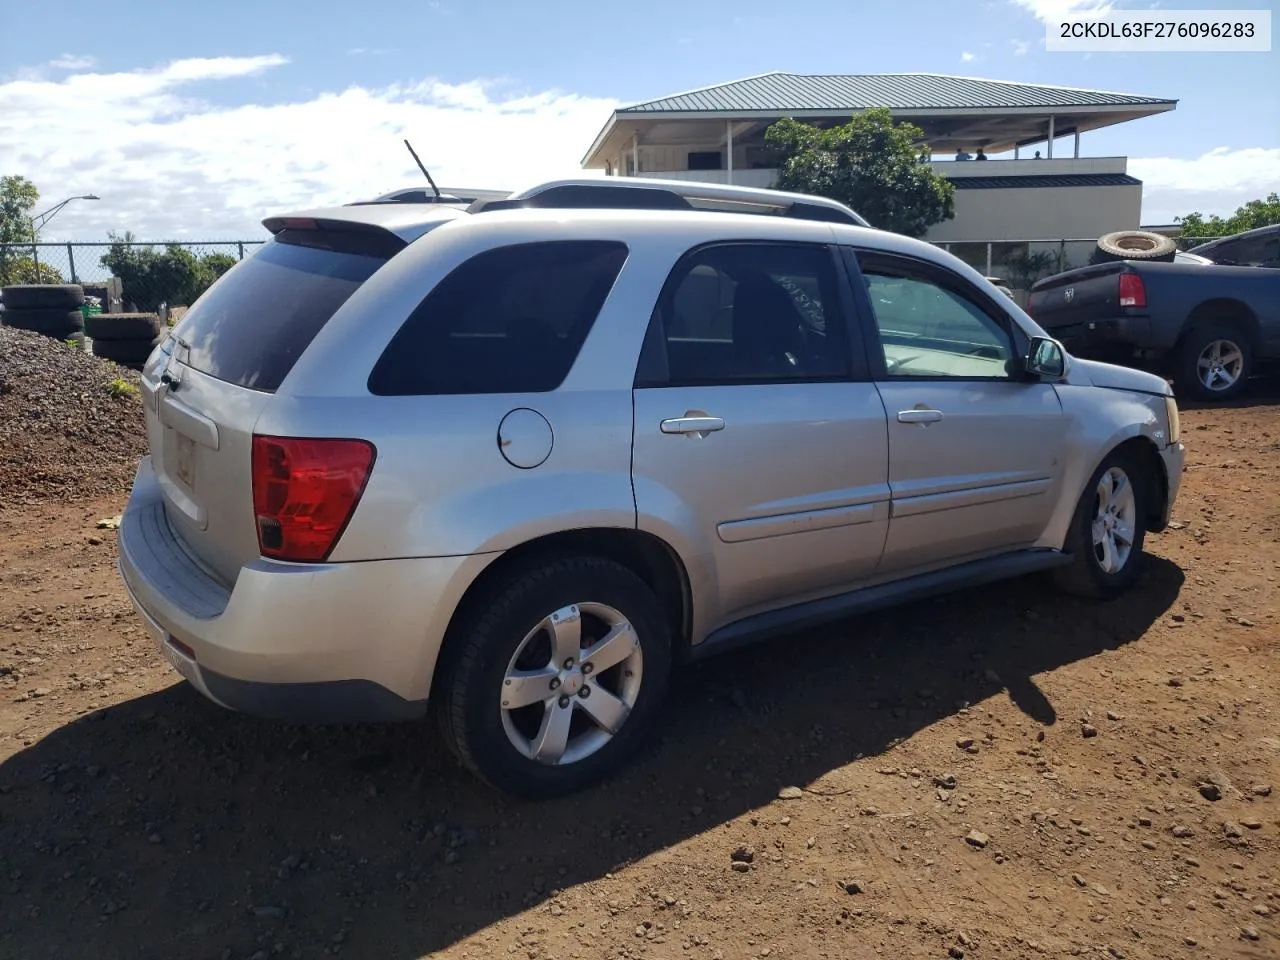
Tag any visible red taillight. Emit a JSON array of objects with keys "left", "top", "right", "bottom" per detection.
[
  {"left": 1118, "top": 273, "right": 1146, "bottom": 309},
  {"left": 251, "top": 436, "right": 376, "bottom": 562}
]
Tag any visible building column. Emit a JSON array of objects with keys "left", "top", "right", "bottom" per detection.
[
  {"left": 1047, "top": 115, "right": 1055, "bottom": 159},
  {"left": 632, "top": 133, "right": 639, "bottom": 177},
  {"left": 1073, "top": 129, "right": 1080, "bottom": 158},
  {"left": 1014, "top": 144, "right": 1020, "bottom": 159},
  {"left": 726, "top": 120, "right": 734, "bottom": 185}
]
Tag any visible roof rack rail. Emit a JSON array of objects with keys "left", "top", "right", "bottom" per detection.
[{"left": 468, "top": 177, "right": 870, "bottom": 227}]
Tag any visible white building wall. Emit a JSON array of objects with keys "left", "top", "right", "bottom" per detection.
[{"left": 924, "top": 183, "right": 1143, "bottom": 242}]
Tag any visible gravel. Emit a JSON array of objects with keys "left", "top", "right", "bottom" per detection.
[{"left": 0, "top": 325, "right": 147, "bottom": 506}]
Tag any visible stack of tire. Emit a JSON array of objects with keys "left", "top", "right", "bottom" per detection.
[
  {"left": 86, "top": 312, "right": 164, "bottom": 370},
  {"left": 0, "top": 284, "right": 86, "bottom": 347}
]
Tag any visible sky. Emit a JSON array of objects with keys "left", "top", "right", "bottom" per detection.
[{"left": 0, "top": 0, "right": 1276, "bottom": 241}]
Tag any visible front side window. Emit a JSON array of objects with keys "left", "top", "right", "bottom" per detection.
[
  {"left": 858, "top": 258, "right": 1016, "bottom": 379},
  {"left": 640, "top": 242, "right": 850, "bottom": 386},
  {"left": 368, "top": 241, "right": 628, "bottom": 395}
]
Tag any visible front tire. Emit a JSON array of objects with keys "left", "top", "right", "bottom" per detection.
[
  {"left": 435, "top": 556, "right": 672, "bottom": 799},
  {"left": 1055, "top": 450, "right": 1148, "bottom": 599}
]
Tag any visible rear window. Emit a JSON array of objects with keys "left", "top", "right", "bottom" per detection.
[
  {"left": 368, "top": 240, "right": 628, "bottom": 396},
  {"left": 171, "top": 229, "right": 395, "bottom": 392}
]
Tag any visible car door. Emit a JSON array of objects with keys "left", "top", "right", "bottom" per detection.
[
  {"left": 844, "top": 249, "right": 1068, "bottom": 575},
  {"left": 631, "top": 241, "right": 891, "bottom": 635}
]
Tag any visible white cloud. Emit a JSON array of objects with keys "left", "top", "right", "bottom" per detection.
[
  {"left": 1010, "top": 39, "right": 1031, "bottom": 56},
  {"left": 48, "top": 54, "right": 95, "bottom": 70},
  {"left": 961, "top": 51, "right": 978, "bottom": 62},
  {"left": 1, "top": 56, "right": 618, "bottom": 240},
  {"left": 1009, "top": 0, "right": 1112, "bottom": 22},
  {"left": 1131, "top": 147, "right": 1280, "bottom": 223}
]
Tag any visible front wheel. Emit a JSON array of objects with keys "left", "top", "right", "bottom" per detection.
[
  {"left": 1054, "top": 451, "right": 1149, "bottom": 599},
  {"left": 434, "top": 556, "right": 672, "bottom": 799}
]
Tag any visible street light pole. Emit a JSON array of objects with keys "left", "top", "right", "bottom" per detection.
[
  {"left": 30, "top": 194, "right": 101, "bottom": 235},
  {"left": 27, "top": 194, "right": 98, "bottom": 284}
]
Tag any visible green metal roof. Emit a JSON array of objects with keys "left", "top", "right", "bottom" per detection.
[
  {"left": 620, "top": 73, "right": 1175, "bottom": 114},
  {"left": 951, "top": 173, "right": 1143, "bottom": 189}
]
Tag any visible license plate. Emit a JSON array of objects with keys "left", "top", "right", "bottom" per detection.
[{"left": 175, "top": 434, "right": 196, "bottom": 488}]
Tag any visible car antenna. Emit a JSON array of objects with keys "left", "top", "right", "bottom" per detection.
[{"left": 403, "top": 139, "right": 441, "bottom": 200}]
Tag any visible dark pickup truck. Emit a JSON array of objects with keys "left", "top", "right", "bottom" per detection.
[{"left": 1028, "top": 226, "right": 1280, "bottom": 401}]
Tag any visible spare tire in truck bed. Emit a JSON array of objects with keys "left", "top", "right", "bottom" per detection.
[
  {"left": 0, "top": 284, "right": 85, "bottom": 309},
  {"left": 1091, "top": 230, "right": 1177, "bottom": 264}
]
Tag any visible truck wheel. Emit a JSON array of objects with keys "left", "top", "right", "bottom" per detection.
[
  {"left": 1174, "top": 324, "right": 1253, "bottom": 402},
  {"left": 1054, "top": 448, "right": 1149, "bottom": 599},
  {"left": 1092, "top": 230, "right": 1176, "bottom": 264},
  {"left": 434, "top": 555, "right": 672, "bottom": 799}
]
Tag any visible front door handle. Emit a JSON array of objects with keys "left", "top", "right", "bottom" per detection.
[
  {"left": 897, "top": 409, "right": 944, "bottom": 425},
  {"left": 661, "top": 415, "right": 725, "bottom": 437}
]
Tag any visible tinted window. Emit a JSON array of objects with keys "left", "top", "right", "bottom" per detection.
[
  {"left": 641, "top": 243, "right": 849, "bottom": 386},
  {"left": 369, "top": 241, "right": 627, "bottom": 396},
  {"left": 173, "top": 230, "right": 393, "bottom": 392},
  {"left": 861, "top": 261, "right": 1015, "bottom": 379},
  {"left": 1208, "top": 236, "right": 1280, "bottom": 267}
]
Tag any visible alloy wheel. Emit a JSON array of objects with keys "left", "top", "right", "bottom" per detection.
[{"left": 500, "top": 602, "right": 643, "bottom": 766}]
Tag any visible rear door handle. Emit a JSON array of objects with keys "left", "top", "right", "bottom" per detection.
[
  {"left": 661, "top": 416, "right": 725, "bottom": 436},
  {"left": 897, "top": 409, "right": 944, "bottom": 425}
]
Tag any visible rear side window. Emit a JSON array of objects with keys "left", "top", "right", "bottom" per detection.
[
  {"left": 368, "top": 241, "right": 628, "bottom": 395},
  {"left": 173, "top": 229, "right": 395, "bottom": 392}
]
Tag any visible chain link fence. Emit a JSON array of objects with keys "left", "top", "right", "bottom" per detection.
[
  {"left": 0, "top": 241, "right": 265, "bottom": 313},
  {"left": 0, "top": 232, "right": 1248, "bottom": 316}
]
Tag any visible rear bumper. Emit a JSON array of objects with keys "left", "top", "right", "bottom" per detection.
[
  {"left": 1046, "top": 315, "right": 1165, "bottom": 355},
  {"left": 117, "top": 457, "right": 495, "bottom": 723}
]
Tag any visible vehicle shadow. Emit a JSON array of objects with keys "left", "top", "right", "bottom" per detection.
[
  {"left": 0, "top": 558, "right": 1183, "bottom": 960},
  {"left": 1178, "top": 368, "right": 1280, "bottom": 412}
]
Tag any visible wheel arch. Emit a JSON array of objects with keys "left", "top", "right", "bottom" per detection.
[
  {"left": 1097, "top": 435, "right": 1170, "bottom": 534},
  {"left": 1179, "top": 298, "right": 1261, "bottom": 348},
  {"left": 430, "top": 527, "right": 694, "bottom": 700}
]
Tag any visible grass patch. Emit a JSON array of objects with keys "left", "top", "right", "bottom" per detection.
[{"left": 104, "top": 378, "right": 139, "bottom": 400}]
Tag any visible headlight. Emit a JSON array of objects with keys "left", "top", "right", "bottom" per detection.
[{"left": 1165, "top": 395, "right": 1181, "bottom": 445}]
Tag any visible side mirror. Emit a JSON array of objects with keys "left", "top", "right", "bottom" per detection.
[{"left": 1026, "top": 336, "right": 1067, "bottom": 380}]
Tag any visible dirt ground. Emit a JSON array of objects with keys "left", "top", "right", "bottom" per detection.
[{"left": 1, "top": 387, "right": 1278, "bottom": 960}]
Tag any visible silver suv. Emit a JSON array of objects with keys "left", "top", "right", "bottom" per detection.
[{"left": 118, "top": 178, "right": 1184, "bottom": 798}]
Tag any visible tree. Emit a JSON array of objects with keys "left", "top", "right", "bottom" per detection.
[
  {"left": 1002, "top": 250, "right": 1058, "bottom": 291},
  {"left": 2, "top": 257, "right": 64, "bottom": 284},
  {"left": 100, "top": 233, "right": 239, "bottom": 310},
  {"left": 0, "top": 175, "right": 40, "bottom": 286},
  {"left": 1177, "top": 192, "right": 1280, "bottom": 237},
  {"left": 766, "top": 108, "right": 955, "bottom": 238},
  {"left": 201, "top": 252, "right": 238, "bottom": 282}
]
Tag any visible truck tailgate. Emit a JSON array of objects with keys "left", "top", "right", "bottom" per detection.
[{"left": 1028, "top": 262, "right": 1127, "bottom": 331}]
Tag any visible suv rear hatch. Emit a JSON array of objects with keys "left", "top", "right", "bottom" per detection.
[{"left": 141, "top": 215, "right": 427, "bottom": 584}]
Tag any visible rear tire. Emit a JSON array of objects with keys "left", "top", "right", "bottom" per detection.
[
  {"left": 434, "top": 556, "right": 672, "bottom": 799},
  {"left": 1054, "top": 449, "right": 1149, "bottom": 599},
  {"left": 1173, "top": 323, "right": 1253, "bottom": 402}
]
